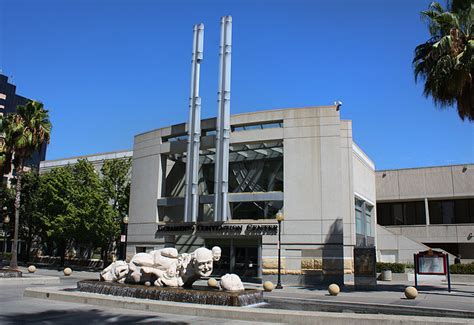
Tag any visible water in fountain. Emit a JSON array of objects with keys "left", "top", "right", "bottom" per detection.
[{"left": 77, "top": 280, "right": 263, "bottom": 306}]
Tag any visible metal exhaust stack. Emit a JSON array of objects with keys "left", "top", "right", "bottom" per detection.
[
  {"left": 184, "top": 23, "right": 204, "bottom": 223},
  {"left": 214, "top": 16, "right": 232, "bottom": 222}
]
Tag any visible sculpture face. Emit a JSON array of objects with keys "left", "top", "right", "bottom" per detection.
[
  {"left": 212, "top": 246, "right": 222, "bottom": 261},
  {"left": 193, "top": 247, "right": 214, "bottom": 277}
]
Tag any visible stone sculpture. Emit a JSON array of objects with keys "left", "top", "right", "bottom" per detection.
[
  {"left": 220, "top": 273, "right": 245, "bottom": 291},
  {"left": 99, "top": 246, "right": 235, "bottom": 289}
]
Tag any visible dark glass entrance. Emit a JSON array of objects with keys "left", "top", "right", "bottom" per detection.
[{"left": 205, "top": 238, "right": 261, "bottom": 281}]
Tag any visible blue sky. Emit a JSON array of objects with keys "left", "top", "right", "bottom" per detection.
[{"left": 1, "top": 0, "right": 473, "bottom": 169}]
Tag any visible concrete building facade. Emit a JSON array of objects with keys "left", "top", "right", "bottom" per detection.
[
  {"left": 126, "top": 105, "right": 376, "bottom": 284},
  {"left": 376, "top": 164, "right": 474, "bottom": 263}
]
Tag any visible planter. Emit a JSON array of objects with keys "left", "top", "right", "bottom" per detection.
[{"left": 381, "top": 270, "right": 392, "bottom": 281}]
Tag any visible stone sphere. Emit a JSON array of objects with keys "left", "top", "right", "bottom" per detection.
[
  {"left": 404, "top": 286, "right": 418, "bottom": 299},
  {"left": 263, "top": 281, "right": 274, "bottom": 292},
  {"left": 27, "top": 265, "right": 36, "bottom": 273},
  {"left": 144, "top": 281, "right": 151, "bottom": 287},
  {"left": 63, "top": 267, "right": 72, "bottom": 276},
  {"left": 208, "top": 278, "right": 218, "bottom": 288},
  {"left": 328, "top": 283, "right": 340, "bottom": 296}
]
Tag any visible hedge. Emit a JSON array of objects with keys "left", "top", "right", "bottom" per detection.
[
  {"left": 376, "top": 262, "right": 405, "bottom": 273},
  {"left": 450, "top": 263, "right": 474, "bottom": 274}
]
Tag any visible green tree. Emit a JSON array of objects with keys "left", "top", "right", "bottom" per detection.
[
  {"left": 99, "top": 158, "right": 131, "bottom": 264},
  {"left": 0, "top": 101, "right": 51, "bottom": 269},
  {"left": 39, "top": 165, "right": 77, "bottom": 266},
  {"left": 18, "top": 171, "right": 44, "bottom": 262},
  {"left": 39, "top": 160, "right": 115, "bottom": 265},
  {"left": 413, "top": 0, "right": 473, "bottom": 121}
]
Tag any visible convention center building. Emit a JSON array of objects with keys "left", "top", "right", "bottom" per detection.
[{"left": 125, "top": 105, "right": 376, "bottom": 284}]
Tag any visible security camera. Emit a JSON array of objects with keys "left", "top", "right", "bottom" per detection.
[{"left": 334, "top": 101, "right": 342, "bottom": 111}]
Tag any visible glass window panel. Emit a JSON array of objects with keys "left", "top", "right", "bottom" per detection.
[
  {"left": 429, "top": 201, "right": 443, "bottom": 224},
  {"left": 377, "top": 203, "right": 391, "bottom": 226},
  {"left": 392, "top": 203, "right": 403, "bottom": 225},
  {"left": 441, "top": 200, "right": 455, "bottom": 224},
  {"left": 469, "top": 199, "right": 474, "bottom": 223},
  {"left": 454, "top": 199, "right": 469, "bottom": 223}
]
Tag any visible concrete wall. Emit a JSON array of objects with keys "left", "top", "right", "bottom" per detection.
[{"left": 376, "top": 164, "right": 474, "bottom": 201}]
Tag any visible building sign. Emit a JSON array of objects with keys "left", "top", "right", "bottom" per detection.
[
  {"left": 415, "top": 250, "right": 447, "bottom": 275},
  {"left": 354, "top": 247, "right": 376, "bottom": 277},
  {"left": 156, "top": 222, "right": 278, "bottom": 237}
]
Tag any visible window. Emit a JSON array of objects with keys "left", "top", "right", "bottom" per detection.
[
  {"left": 429, "top": 199, "right": 474, "bottom": 224},
  {"left": 355, "top": 198, "right": 374, "bottom": 247},
  {"left": 376, "top": 201, "right": 426, "bottom": 226}
]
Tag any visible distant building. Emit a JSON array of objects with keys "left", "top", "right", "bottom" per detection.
[
  {"left": 0, "top": 74, "right": 48, "bottom": 181},
  {"left": 376, "top": 164, "right": 474, "bottom": 263},
  {"left": 39, "top": 150, "right": 133, "bottom": 174}
]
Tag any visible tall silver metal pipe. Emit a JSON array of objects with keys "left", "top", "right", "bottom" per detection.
[
  {"left": 184, "top": 23, "right": 204, "bottom": 223},
  {"left": 214, "top": 16, "right": 232, "bottom": 222}
]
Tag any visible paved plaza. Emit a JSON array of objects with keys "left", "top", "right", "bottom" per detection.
[{"left": 1, "top": 267, "right": 473, "bottom": 324}]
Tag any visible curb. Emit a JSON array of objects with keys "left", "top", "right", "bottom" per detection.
[{"left": 24, "top": 286, "right": 472, "bottom": 325}]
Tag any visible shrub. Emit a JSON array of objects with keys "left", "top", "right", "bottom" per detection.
[
  {"left": 376, "top": 262, "right": 405, "bottom": 273},
  {"left": 450, "top": 263, "right": 474, "bottom": 274}
]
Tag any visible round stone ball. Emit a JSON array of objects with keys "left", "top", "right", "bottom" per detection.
[
  {"left": 208, "top": 278, "right": 219, "bottom": 288},
  {"left": 404, "top": 286, "right": 418, "bottom": 299},
  {"left": 27, "top": 265, "right": 36, "bottom": 273},
  {"left": 263, "top": 281, "right": 274, "bottom": 292},
  {"left": 328, "top": 283, "right": 340, "bottom": 296},
  {"left": 63, "top": 267, "right": 72, "bottom": 276},
  {"left": 144, "top": 281, "right": 151, "bottom": 287}
]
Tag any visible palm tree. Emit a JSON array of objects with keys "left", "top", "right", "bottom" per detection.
[
  {"left": 413, "top": 0, "right": 473, "bottom": 121},
  {"left": 0, "top": 101, "right": 51, "bottom": 269}
]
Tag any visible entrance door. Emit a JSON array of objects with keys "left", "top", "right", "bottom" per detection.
[{"left": 205, "top": 238, "right": 261, "bottom": 280}]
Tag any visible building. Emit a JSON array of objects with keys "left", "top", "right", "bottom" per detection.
[
  {"left": 39, "top": 150, "right": 133, "bottom": 174},
  {"left": 126, "top": 105, "right": 376, "bottom": 284},
  {"left": 0, "top": 74, "right": 48, "bottom": 178},
  {"left": 376, "top": 164, "right": 474, "bottom": 263}
]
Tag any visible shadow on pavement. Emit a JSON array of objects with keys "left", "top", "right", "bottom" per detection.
[{"left": 0, "top": 308, "right": 189, "bottom": 324}]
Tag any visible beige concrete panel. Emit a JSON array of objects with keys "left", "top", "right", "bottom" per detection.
[
  {"left": 278, "top": 234, "right": 324, "bottom": 244},
  {"left": 284, "top": 116, "right": 340, "bottom": 128},
  {"left": 398, "top": 169, "right": 426, "bottom": 198},
  {"left": 229, "top": 128, "right": 283, "bottom": 144},
  {"left": 128, "top": 154, "right": 161, "bottom": 224},
  {"left": 353, "top": 154, "right": 376, "bottom": 204},
  {"left": 452, "top": 165, "right": 474, "bottom": 196},
  {"left": 424, "top": 167, "right": 454, "bottom": 197},
  {"left": 134, "top": 136, "right": 163, "bottom": 151},
  {"left": 320, "top": 136, "right": 343, "bottom": 220},
  {"left": 135, "top": 129, "right": 162, "bottom": 143},
  {"left": 376, "top": 171, "right": 399, "bottom": 200},
  {"left": 283, "top": 106, "right": 338, "bottom": 119},
  {"left": 231, "top": 110, "right": 285, "bottom": 125},
  {"left": 282, "top": 220, "right": 322, "bottom": 235},
  {"left": 284, "top": 136, "right": 322, "bottom": 221},
  {"left": 284, "top": 124, "right": 340, "bottom": 139},
  {"left": 456, "top": 225, "right": 474, "bottom": 243},
  {"left": 132, "top": 145, "right": 162, "bottom": 159}
]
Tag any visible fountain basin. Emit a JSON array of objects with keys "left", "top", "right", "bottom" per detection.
[
  {"left": 77, "top": 280, "right": 263, "bottom": 306},
  {"left": 0, "top": 269, "right": 22, "bottom": 278}
]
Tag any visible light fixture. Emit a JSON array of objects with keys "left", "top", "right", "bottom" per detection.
[{"left": 123, "top": 216, "right": 129, "bottom": 224}]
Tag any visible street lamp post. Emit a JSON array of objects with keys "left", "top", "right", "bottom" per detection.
[
  {"left": 2, "top": 208, "right": 10, "bottom": 266},
  {"left": 120, "top": 216, "right": 129, "bottom": 261},
  {"left": 275, "top": 210, "right": 284, "bottom": 289}
]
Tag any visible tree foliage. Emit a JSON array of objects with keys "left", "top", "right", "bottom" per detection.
[
  {"left": 20, "top": 159, "right": 132, "bottom": 265},
  {"left": 413, "top": 0, "right": 473, "bottom": 121},
  {"left": 0, "top": 101, "right": 51, "bottom": 268}
]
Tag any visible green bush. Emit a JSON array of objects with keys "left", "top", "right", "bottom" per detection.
[
  {"left": 450, "top": 263, "right": 474, "bottom": 274},
  {"left": 376, "top": 262, "right": 406, "bottom": 273}
]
